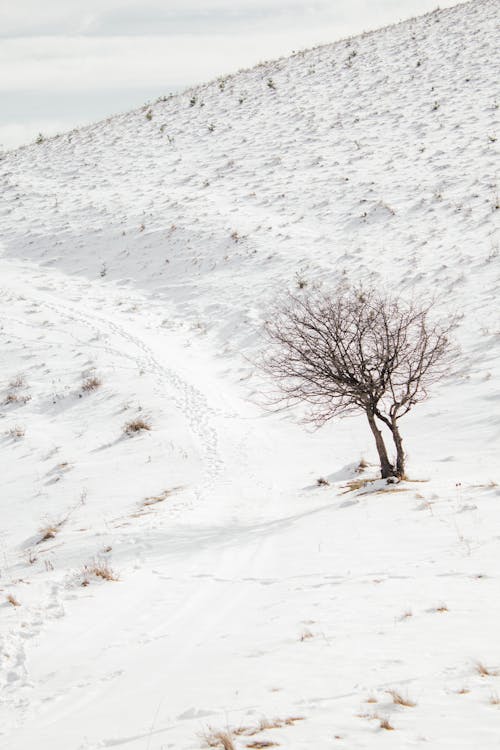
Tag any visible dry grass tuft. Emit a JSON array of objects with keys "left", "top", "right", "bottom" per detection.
[
  {"left": 6, "top": 594, "right": 20, "bottom": 607},
  {"left": 356, "top": 457, "right": 369, "bottom": 473},
  {"left": 299, "top": 628, "right": 314, "bottom": 641},
  {"left": 81, "top": 560, "right": 118, "bottom": 585},
  {"left": 379, "top": 717, "right": 395, "bottom": 731},
  {"left": 232, "top": 726, "right": 252, "bottom": 736},
  {"left": 202, "top": 728, "right": 236, "bottom": 750},
  {"left": 399, "top": 608, "right": 413, "bottom": 620},
  {"left": 123, "top": 418, "right": 151, "bottom": 434},
  {"left": 365, "top": 695, "right": 378, "bottom": 704},
  {"left": 435, "top": 603, "right": 449, "bottom": 613},
  {"left": 246, "top": 742, "right": 279, "bottom": 749},
  {"left": 7, "top": 425, "right": 25, "bottom": 439},
  {"left": 368, "top": 487, "right": 409, "bottom": 496},
  {"left": 316, "top": 476, "right": 330, "bottom": 487},
  {"left": 387, "top": 689, "right": 417, "bottom": 707},
  {"left": 142, "top": 487, "right": 180, "bottom": 506},
  {"left": 456, "top": 688, "right": 470, "bottom": 695},
  {"left": 341, "top": 477, "right": 374, "bottom": 494},
  {"left": 258, "top": 718, "right": 283, "bottom": 731},
  {"left": 4, "top": 392, "right": 31, "bottom": 405},
  {"left": 82, "top": 376, "right": 102, "bottom": 393},
  {"left": 245, "top": 716, "right": 304, "bottom": 738},
  {"left": 476, "top": 661, "right": 499, "bottom": 677},
  {"left": 9, "top": 375, "right": 26, "bottom": 389},
  {"left": 38, "top": 522, "right": 64, "bottom": 543}
]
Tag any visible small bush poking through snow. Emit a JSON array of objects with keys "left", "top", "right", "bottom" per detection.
[
  {"left": 81, "top": 376, "right": 102, "bottom": 393},
  {"left": 201, "top": 728, "right": 236, "bottom": 750},
  {"left": 81, "top": 560, "right": 118, "bottom": 585},
  {"left": 123, "top": 418, "right": 151, "bottom": 435},
  {"left": 38, "top": 521, "right": 64, "bottom": 543},
  {"left": 6, "top": 594, "right": 20, "bottom": 607},
  {"left": 475, "top": 661, "right": 499, "bottom": 677},
  {"left": 387, "top": 689, "right": 417, "bottom": 707},
  {"left": 379, "top": 717, "right": 395, "bottom": 731},
  {"left": 4, "top": 393, "right": 31, "bottom": 405},
  {"left": 8, "top": 375, "right": 26, "bottom": 389},
  {"left": 7, "top": 426, "right": 25, "bottom": 439},
  {"left": 356, "top": 457, "right": 369, "bottom": 473},
  {"left": 316, "top": 477, "right": 330, "bottom": 487},
  {"left": 299, "top": 628, "right": 314, "bottom": 641}
]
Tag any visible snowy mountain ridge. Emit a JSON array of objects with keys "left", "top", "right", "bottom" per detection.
[{"left": 0, "top": 1, "right": 499, "bottom": 748}]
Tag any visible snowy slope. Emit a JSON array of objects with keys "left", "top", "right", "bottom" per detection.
[{"left": 1, "top": 1, "right": 500, "bottom": 748}]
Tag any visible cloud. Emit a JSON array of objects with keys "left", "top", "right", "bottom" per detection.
[
  {"left": 1, "top": 32, "right": 326, "bottom": 92},
  {"left": 1, "top": 0, "right": 463, "bottom": 149},
  {"left": 2, "top": 1, "right": 337, "bottom": 37},
  {"left": 1, "top": 0, "right": 461, "bottom": 37}
]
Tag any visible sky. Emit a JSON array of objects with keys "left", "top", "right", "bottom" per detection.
[{"left": 1, "top": 0, "right": 465, "bottom": 150}]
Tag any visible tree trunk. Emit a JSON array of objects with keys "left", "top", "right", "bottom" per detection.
[
  {"left": 390, "top": 420, "right": 405, "bottom": 479},
  {"left": 366, "top": 411, "right": 395, "bottom": 478}
]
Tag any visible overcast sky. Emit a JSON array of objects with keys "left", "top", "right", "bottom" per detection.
[{"left": 1, "top": 0, "right": 464, "bottom": 150}]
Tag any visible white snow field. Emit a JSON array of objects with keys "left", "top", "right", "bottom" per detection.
[{"left": 1, "top": 1, "right": 499, "bottom": 748}]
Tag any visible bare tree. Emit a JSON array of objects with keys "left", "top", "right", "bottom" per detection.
[{"left": 263, "top": 285, "right": 456, "bottom": 479}]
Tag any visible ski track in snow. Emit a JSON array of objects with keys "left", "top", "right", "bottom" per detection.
[{"left": 17, "top": 279, "right": 224, "bottom": 496}]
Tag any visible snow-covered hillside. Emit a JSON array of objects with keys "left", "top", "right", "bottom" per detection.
[{"left": 1, "top": 1, "right": 499, "bottom": 748}]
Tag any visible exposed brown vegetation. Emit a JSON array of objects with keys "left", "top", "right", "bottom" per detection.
[
  {"left": 356, "top": 457, "right": 369, "bottom": 473},
  {"left": 379, "top": 717, "right": 395, "bottom": 731},
  {"left": 476, "top": 661, "right": 498, "bottom": 677},
  {"left": 258, "top": 718, "right": 283, "bottom": 731},
  {"left": 123, "top": 418, "right": 151, "bottom": 434},
  {"left": 4, "top": 393, "right": 31, "bottom": 405},
  {"left": 6, "top": 594, "right": 20, "bottom": 607},
  {"left": 8, "top": 375, "right": 26, "bottom": 389},
  {"left": 299, "top": 628, "right": 314, "bottom": 641},
  {"left": 82, "top": 376, "right": 102, "bottom": 392},
  {"left": 142, "top": 487, "right": 180, "bottom": 506},
  {"left": 237, "top": 716, "right": 304, "bottom": 740},
  {"left": 38, "top": 521, "right": 64, "bottom": 543},
  {"left": 387, "top": 689, "right": 417, "bottom": 707},
  {"left": 7, "top": 425, "right": 25, "bottom": 439},
  {"left": 341, "top": 477, "right": 375, "bottom": 494},
  {"left": 202, "top": 728, "right": 236, "bottom": 750},
  {"left": 81, "top": 560, "right": 118, "bottom": 585},
  {"left": 365, "top": 486, "right": 409, "bottom": 496},
  {"left": 316, "top": 477, "right": 330, "bottom": 487}
]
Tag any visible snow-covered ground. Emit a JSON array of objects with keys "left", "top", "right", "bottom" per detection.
[{"left": 1, "top": 1, "right": 499, "bottom": 748}]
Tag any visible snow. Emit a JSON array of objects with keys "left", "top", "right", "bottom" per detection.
[{"left": 0, "top": 1, "right": 499, "bottom": 748}]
